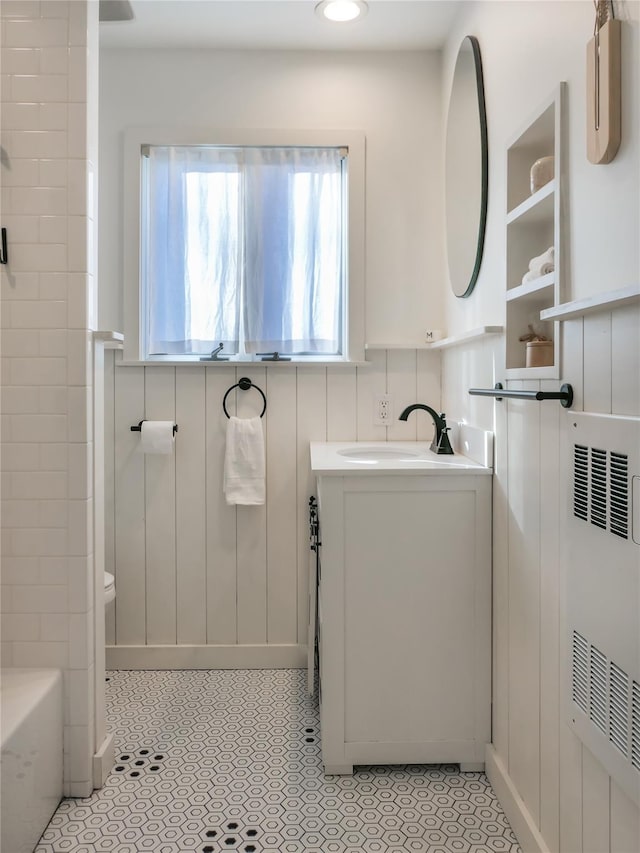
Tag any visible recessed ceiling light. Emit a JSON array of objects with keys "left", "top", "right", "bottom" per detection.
[{"left": 315, "top": 1, "right": 369, "bottom": 24}]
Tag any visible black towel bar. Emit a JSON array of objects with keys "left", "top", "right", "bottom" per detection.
[
  {"left": 130, "top": 421, "right": 178, "bottom": 434},
  {"left": 469, "top": 382, "right": 573, "bottom": 408},
  {"left": 222, "top": 377, "right": 267, "bottom": 418}
]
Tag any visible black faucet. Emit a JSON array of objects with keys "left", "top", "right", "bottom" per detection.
[{"left": 398, "top": 404, "right": 454, "bottom": 455}]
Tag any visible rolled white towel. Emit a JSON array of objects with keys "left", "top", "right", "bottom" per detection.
[
  {"left": 522, "top": 265, "right": 553, "bottom": 286},
  {"left": 528, "top": 246, "right": 554, "bottom": 273}
]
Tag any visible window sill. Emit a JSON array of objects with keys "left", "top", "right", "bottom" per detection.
[{"left": 116, "top": 358, "right": 371, "bottom": 368}]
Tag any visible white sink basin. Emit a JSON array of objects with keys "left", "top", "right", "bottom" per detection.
[
  {"left": 310, "top": 441, "right": 493, "bottom": 475},
  {"left": 337, "top": 446, "right": 422, "bottom": 461}
]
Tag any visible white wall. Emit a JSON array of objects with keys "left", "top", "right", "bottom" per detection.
[
  {"left": 99, "top": 47, "right": 445, "bottom": 345},
  {"left": 98, "top": 9, "right": 640, "bottom": 849},
  {"left": 442, "top": 0, "right": 639, "bottom": 340},
  {"left": 0, "top": 0, "right": 101, "bottom": 797},
  {"left": 99, "top": 46, "right": 447, "bottom": 665},
  {"left": 440, "top": 2, "right": 640, "bottom": 851}
]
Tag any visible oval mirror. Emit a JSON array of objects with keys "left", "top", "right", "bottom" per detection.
[{"left": 445, "top": 35, "right": 488, "bottom": 298}]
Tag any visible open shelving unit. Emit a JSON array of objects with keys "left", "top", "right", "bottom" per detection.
[{"left": 505, "top": 84, "right": 566, "bottom": 379}]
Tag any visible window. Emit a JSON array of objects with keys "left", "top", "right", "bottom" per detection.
[{"left": 124, "top": 130, "right": 365, "bottom": 363}]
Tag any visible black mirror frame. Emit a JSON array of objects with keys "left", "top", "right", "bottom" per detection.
[{"left": 451, "top": 35, "right": 488, "bottom": 299}]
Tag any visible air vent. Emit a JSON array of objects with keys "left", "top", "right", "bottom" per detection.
[
  {"left": 633, "top": 682, "right": 640, "bottom": 773},
  {"left": 573, "top": 445, "right": 588, "bottom": 520},
  {"left": 589, "top": 646, "right": 608, "bottom": 734},
  {"left": 572, "top": 631, "right": 589, "bottom": 714},
  {"left": 610, "top": 452, "right": 629, "bottom": 539},
  {"left": 572, "top": 632, "right": 640, "bottom": 778},
  {"left": 573, "top": 445, "right": 629, "bottom": 539},
  {"left": 590, "top": 448, "right": 607, "bottom": 530},
  {"left": 609, "top": 663, "right": 629, "bottom": 756}
]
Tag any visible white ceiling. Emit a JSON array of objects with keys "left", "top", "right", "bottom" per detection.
[{"left": 99, "top": 0, "right": 463, "bottom": 51}]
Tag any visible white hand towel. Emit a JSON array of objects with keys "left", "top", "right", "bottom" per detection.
[
  {"left": 528, "top": 246, "right": 555, "bottom": 275},
  {"left": 224, "top": 416, "right": 265, "bottom": 506},
  {"left": 521, "top": 268, "right": 552, "bottom": 286},
  {"left": 522, "top": 247, "right": 555, "bottom": 284}
]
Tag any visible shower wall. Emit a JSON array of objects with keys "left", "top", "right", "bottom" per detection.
[{"left": 0, "top": 0, "right": 100, "bottom": 796}]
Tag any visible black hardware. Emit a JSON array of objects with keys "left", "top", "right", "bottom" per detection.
[
  {"left": 0, "top": 228, "right": 7, "bottom": 264},
  {"left": 199, "top": 342, "right": 229, "bottom": 361},
  {"left": 309, "top": 496, "right": 321, "bottom": 551},
  {"left": 130, "top": 420, "right": 178, "bottom": 434},
  {"left": 222, "top": 377, "right": 267, "bottom": 418},
  {"left": 257, "top": 351, "right": 291, "bottom": 362},
  {"left": 398, "top": 404, "right": 455, "bottom": 454},
  {"left": 436, "top": 426, "right": 454, "bottom": 455},
  {"left": 469, "top": 382, "right": 574, "bottom": 408}
]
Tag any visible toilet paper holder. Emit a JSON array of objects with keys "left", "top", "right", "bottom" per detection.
[{"left": 130, "top": 420, "right": 178, "bottom": 435}]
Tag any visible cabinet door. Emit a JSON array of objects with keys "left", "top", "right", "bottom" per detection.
[{"left": 342, "top": 486, "right": 479, "bottom": 743}]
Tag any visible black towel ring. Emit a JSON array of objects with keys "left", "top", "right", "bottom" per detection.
[{"left": 222, "top": 377, "right": 267, "bottom": 419}]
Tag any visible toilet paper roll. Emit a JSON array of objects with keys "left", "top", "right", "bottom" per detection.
[{"left": 140, "top": 421, "right": 175, "bottom": 454}]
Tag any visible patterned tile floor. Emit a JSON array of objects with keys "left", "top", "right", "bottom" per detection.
[{"left": 36, "top": 669, "right": 520, "bottom": 853}]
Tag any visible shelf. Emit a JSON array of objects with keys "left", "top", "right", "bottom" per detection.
[
  {"left": 426, "top": 326, "right": 503, "bottom": 350},
  {"left": 539, "top": 283, "right": 640, "bottom": 322},
  {"left": 506, "top": 272, "right": 555, "bottom": 303},
  {"left": 94, "top": 331, "right": 124, "bottom": 349},
  {"left": 504, "top": 83, "right": 564, "bottom": 384},
  {"left": 507, "top": 180, "right": 555, "bottom": 225},
  {"left": 505, "top": 365, "right": 559, "bottom": 381},
  {"left": 365, "top": 327, "right": 503, "bottom": 352},
  {"left": 117, "top": 359, "right": 370, "bottom": 368},
  {"left": 365, "top": 343, "right": 436, "bottom": 350}
]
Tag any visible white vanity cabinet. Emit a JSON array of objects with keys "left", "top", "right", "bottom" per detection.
[{"left": 311, "top": 443, "right": 492, "bottom": 775}]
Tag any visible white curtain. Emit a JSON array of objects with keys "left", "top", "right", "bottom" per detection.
[{"left": 145, "top": 145, "right": 344, "bottom": 356}]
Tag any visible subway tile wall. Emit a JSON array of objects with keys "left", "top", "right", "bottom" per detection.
[{"left": 1, "top": 0, "right": 98, "bottom": 797}]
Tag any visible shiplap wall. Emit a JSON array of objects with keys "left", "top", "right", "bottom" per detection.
[
  {"left": 439, "top": 0, "right": 640, "bottom": 848},
  {"left": 104, "top": 350, "right": 441, "bottom": 666},
  {"left": 442, "top": 303, "right": 640, "bottom": 853}
]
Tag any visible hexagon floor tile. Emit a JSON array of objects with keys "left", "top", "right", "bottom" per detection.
[{"left": 36, "top": 669, "right": 521, "bottom": 852}]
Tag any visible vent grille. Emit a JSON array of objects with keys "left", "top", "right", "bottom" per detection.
[
  {"left": 574, "top": 444, "right": 588, "bottom": 520},
  {"left": 610, "top": 452, "right": 629, "bottom": 539},
  {"left": 610, "top": 663, "right": 629, "bottom": 756},
  {"left": 572, "top": 631, "right": 589, "bottom": 714},
  {"left": 633, "top": 682, "right": 640, "bottom": 773},
  {"left": 589, "top": 646, "right": 608, "bottom": 733},
  {"left": 573, "top": 445, "right": 629, "bottom": 539},
  {"left": 590, "top": 448, "right": 607, "bottom": 530},
  {"left": 571, "top": 632, "right": 640, "bottom": 777}
]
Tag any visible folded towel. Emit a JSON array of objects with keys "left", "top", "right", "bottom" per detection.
[
  {"left": 528, "top": 246, "right": 554, "bottom": 273},
  {"left": 522, "top": 263, "right": 554, "bottom": 286},
  {"left": 224, "top": 416, "right": 265, "bottom": 506}
]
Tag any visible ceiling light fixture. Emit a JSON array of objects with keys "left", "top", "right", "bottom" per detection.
[{"left": 315, "top": 0, "right": 369, "bottom": 24}]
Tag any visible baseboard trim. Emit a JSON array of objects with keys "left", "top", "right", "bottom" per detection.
[
  {"left": 93, "top": 732, "right": 115, "bottom": 789},
  {"left": 485, "top": 744, "right": 549, "bottom": 853},
  {"left": 106, "top": 644, "right": 307, "bottom": 670}
]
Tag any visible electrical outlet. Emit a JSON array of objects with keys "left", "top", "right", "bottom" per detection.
[{"left": 374, "top": 394, "right": 393, "bottom": 426}]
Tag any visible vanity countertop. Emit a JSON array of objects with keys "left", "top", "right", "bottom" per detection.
[{"left": 310, "top": 441, "right": 492, "bottom": 476}]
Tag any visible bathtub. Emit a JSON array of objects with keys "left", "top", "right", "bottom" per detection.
[{"left": 1, "top": 669, "right": 63, "bottom": 853}]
